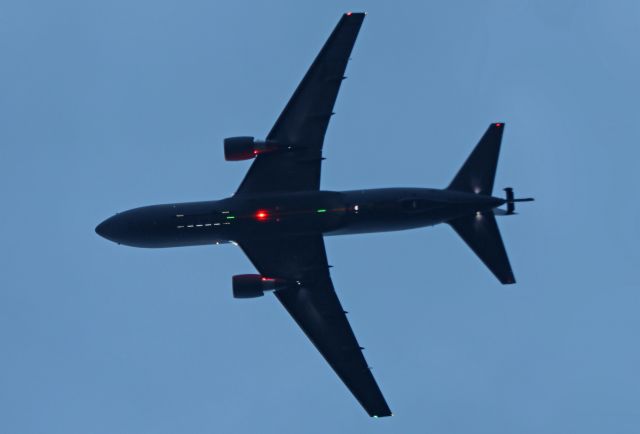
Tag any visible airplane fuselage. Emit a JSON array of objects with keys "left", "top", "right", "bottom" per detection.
[{"left": 96, "top": 188, "right": 505, "bottom": 248}]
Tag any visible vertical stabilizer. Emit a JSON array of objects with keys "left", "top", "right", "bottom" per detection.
[{"left": 448, "top": 123, "right": 504, "bottom": 195}]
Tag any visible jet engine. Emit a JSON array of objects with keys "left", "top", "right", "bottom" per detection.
[
  {"left": 224, "top": 136, "right": 283, "bottom": 161},
  {"left": 232, "top": 274, "right": 287, "bottom": 298}
]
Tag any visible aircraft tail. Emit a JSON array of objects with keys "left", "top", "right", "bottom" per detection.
[
  {"left": 447, "top": 123, "right": 515, "bottom": 284},
  {"left": 448, "top": 123, "right": 504, "bottom": 195}
]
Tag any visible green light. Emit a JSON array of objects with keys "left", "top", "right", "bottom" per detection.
[
  {"left": 226, "top": 215, "right": 235, "bottom": 220},
  {"left": 316, "top": 209, "right": 327, "bottom": 213}
]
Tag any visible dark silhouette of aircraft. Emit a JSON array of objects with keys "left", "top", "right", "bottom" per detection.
[{"left": 96, "top": 12, "right": 533, "bottom": 417}]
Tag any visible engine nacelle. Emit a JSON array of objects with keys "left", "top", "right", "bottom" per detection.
[
  {"left": 232, "top": 274, "right": 287, "bottom": 299},
  {"left": 224, "top": 136, "right": 282, "bottom": 161}
]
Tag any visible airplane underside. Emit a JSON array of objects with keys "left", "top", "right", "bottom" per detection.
[{"left": 96, "top": 13, "right": 532, "bottom": 417}]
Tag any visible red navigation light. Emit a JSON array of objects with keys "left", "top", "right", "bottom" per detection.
[
  {"left": 495, "top": 123, "right": 502, "bottom": 127},
  {"left": 346, "top": 11, "right": 352, "bottom": 16},
  {"left": 255, "top": 210, "right": 269, "bottom": 221}
]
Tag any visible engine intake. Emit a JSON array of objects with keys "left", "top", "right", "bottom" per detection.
[
  {"left": 224, "top": 136, "right": 282, "bottom": 161},
  {"left": 232, "top": 274, "right": 288, "bottom": 299}
]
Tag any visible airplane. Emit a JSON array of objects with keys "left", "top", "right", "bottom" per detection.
[{"left": 96, "top": 12, "right": 533, "bottom": 418}]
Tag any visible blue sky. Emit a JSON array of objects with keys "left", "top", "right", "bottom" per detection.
[{"left": 1, "top": 1, "right": 639, "bottom": 433}]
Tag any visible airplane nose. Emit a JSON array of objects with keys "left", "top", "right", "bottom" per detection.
[
  {"left": 95, "top": 215, "right": 124, "bottom": 242},
  {"left": 96, "top": 206, "right": 168, "bottom": 247},
  {"left": 95, "top": 220, "right": 107, "bottom": 238},
  {"left": 96, "top": 208, "right": 162, "bottom": 246}
]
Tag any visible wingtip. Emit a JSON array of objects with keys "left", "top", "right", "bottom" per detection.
[
  {"left": 502, "top": 275, "right": 517, "bottom": 285},
  {"left": 345, "top": 11, "right": 366, "bottom": 17}
]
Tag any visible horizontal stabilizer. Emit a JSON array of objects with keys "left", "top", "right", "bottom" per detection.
[
  {"left": 448, "top": 123, "right": 504, "bottom": 195},
  {"left": 449, "top": 212, "right": 515, "bottom": 284}
]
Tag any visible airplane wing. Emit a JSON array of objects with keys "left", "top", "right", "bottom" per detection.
[
  {"left": 237, "top": 234, "right": 392, "bottom": 417},
  {"left": 235, "top": 13, "right": 365, "bottom": 195}
]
